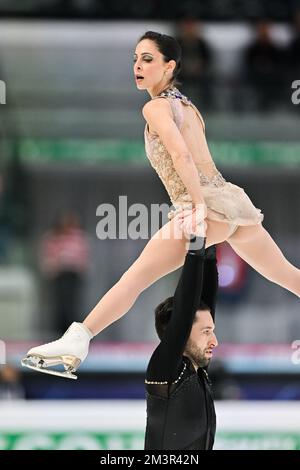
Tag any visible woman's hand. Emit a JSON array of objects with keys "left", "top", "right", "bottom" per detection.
[{"left": 176, "top": 204, "right": 207, "bottom": 238}]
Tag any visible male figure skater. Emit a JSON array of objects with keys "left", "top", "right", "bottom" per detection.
[{"left": 144, "top": 235, "right": 218, "bottom": 450}]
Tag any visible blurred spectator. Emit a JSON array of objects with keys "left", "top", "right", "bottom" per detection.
[
  {"left": 0, "top": 364, "right": 25, "bottom": 400},
  {"left": 39, "top": 211, "right": 90, "bottom": 334},
  {"left": 243, "top": 20, "right": 285, "bottom": 110},
  {"left": 175, "top": 18, "right": 213, "bottom": 109}
]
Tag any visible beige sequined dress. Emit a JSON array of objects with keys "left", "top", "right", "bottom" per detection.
[{"left": 144, "top": 86, "right": 264, "bottom": 230}]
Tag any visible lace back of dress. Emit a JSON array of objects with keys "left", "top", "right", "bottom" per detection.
[{"left": 156, "top": 86, "right": 205, "bottom": 132}]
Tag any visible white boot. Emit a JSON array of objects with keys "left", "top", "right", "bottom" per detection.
[{"left": 21, "top": 322, "right": 94, "bottom": 380}]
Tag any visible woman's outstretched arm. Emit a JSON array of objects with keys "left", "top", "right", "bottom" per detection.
[{"left": 143, "top": 98, "right": 205, "bottom": 207}]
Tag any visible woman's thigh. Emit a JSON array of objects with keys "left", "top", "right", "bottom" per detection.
[
  {"left": 205, "top": 218, "right": 237, "bottom": 247},
  {"left": 120, "top": 216, "right": 234, "bottom": 292},
  {"left": 121, "top": 217, "right": 190, "bottom": 291},
  {"left": 227, "top": 222, "right": 264, "bottom": 245}
]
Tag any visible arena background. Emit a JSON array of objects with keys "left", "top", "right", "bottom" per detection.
[{"left": 0, "top": 0, "right": 300, "bottom": 450}]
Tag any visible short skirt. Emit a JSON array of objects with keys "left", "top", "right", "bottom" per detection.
[{"left": 167, "top": 181, "right": 264, "bottom": 226}]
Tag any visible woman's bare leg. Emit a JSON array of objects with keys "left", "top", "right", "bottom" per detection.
[
  {"left": 84, "top": 217, "right": 234, "bottom": 336},
  {"left": 227, "top": 223, "right": 300, "bottom": 297}
]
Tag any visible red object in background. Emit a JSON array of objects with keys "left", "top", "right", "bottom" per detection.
[
  {"left": 40, "top": 227, "right": 89, "bottom": 277},
  {"left": 216, "top": 243, "right": 247, "bottom": 292}
]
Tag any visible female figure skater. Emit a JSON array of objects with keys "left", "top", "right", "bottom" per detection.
[{"left": 22, "top": 31, "right": 300, "bottom": 379}]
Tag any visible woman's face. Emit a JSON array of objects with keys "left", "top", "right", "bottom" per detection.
[{"left": 133, "top": 39, "right": 174, "bottom": 91}]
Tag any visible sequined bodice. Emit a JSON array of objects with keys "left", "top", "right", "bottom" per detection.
[{"left": 144, "top": 86, "right": 226, "bottom": 205}]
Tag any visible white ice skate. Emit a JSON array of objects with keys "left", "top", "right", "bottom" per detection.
[{"left": 21, "top": 322, "right": 93, "bottom": 379}]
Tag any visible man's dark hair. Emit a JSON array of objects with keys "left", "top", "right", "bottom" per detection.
[{"left": 154, "top": 296, "right": 211, "bottom": 340}]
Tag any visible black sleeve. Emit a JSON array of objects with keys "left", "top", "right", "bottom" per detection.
[
  {"left": 199, "top": 245, "right": 218, "bottom": 320},
  {"left": 146, "top": 237, "right": 206, "bottom": 384}
]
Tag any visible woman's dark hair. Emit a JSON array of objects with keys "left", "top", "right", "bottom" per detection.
[
  {"left": 154, "top": 296, "right": 211, "bottom": 340},
  {"left": 138, "top": 31, "right": 182, "bottom": 87}
]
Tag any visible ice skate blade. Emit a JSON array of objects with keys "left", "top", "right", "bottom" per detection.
[
  {"left": 21, "top": 355, "right": 81, "bottom": 380},
  {"left": 21, "top": 361, "right": 78, "bottom": 379}
]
